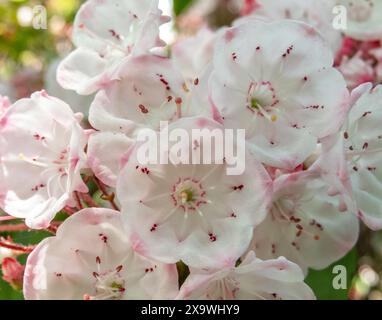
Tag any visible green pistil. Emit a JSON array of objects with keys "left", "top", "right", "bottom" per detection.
[
  {"left": 111, "top": 281, "right": 124, "bottom": 290},
  {"left": 180, "top": 189, "right": 194, "bottom": 203},
  {"left": 251, "top": 98, "right": 260, "bottom": 110}
]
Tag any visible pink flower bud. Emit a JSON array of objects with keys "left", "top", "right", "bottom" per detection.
[{"left": 2, "top": 257, "right": 25, "bottom": 290}]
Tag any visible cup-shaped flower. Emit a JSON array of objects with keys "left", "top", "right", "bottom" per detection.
[
  {"left": 177, "top": 251, "right": 315, "bottom": 300},
  {"left": 23, "top": 208, "right": 179, "bottom": 300},
  {"left": 342, "top": 83, "right": 382, "bottom": 230},
  {"left": 249, "top": 170, "right": 359, "bottom": 272},
  {"left": 0, "top": 91, "right": 88, "bottom": 229},
  {"left": 117, "top": 117, "right": 272, "bottom": 268},
  {"left": 87, "top": 55, "right": 211, "bottom": 187},
  {"left": 57, "top": 0, "right": 168, "bottom": 95},
  {"left": 209, "top": 20, "right": 349, "bottom": 170},
  {"left": 238, "top": 0, "right": 341, "bottom": 52}
]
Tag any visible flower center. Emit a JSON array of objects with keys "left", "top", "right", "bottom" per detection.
[
  {"left": 90, "top": 270, "right": 126, "bottom": 300},
  {"left": 171, "top": 177, "right": 207, "bottom": 211},
  {"left": 180, "top": 188, "right": 195, "bottom": 204},
  {"left": 247, "top": 81, "right": 279, "bottom": 122}
]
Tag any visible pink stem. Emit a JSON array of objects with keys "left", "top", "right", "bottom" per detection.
[
  {"left": 0, "top": 238, "right": 35, "bottom": 253},
  {"left": 0, "top": 216, "right": 18, "bottom": 222},
  {"left": 0, "top": 224, "right": 29, "bottom": 232},
  {"left": 74, "top": 191, "right": 84, "bottom": 210},
  {"left": 80, "top": 193, "right": 100, "bottom": 208},
  {"left": 63, "top": 206, "right": 76, "bottom": 215}
]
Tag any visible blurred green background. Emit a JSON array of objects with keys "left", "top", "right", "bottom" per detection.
[{"left": 1, "top": 0, "right": 382, "bottom": 300}]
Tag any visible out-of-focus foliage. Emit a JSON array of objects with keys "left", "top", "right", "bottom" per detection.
[
  {"left": 0, "top": 0, "right": 81, "bottom": 79},
  {"left": 173, "top": 0, "right": 194, "bottom": 16},
  {"left": 0, "top": 227, "right": 51, "bottom": 300},
  {"left": 306, "top": 249, "right": 357, "bottom": 300},
  {"left": 349, "top": 228, "right": 382, "bottom": 300}
]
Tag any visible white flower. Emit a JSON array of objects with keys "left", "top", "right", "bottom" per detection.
[
  {"left": 177, "top": 251, "right": 315, "bottom": 300},
  {"left": 249, "top": 168, "right": 359, "bottom": 272},
  {"left": 88, "top": 55, "right": 212, "bottom": 187},
  {"left": 0, "top": 91, "right": 88, "bottom": 229},
  {"left": 87, "top": 131, "right": 134, "bottom": 188},
  {"left": 334, "top": 0, "right": 382, "bottom": 41},
  {"left": 23, "top": 208, "right": 179, "bottom": 300},
  {"left": 45, "top": 59, "right": 95, "bottom": 116},
  {"left": 343, "top": 83, "right": 382, "bottom": 230},
  {"left": 172, "top": 27, "right": 216, "bottom": 81},
  {"left": 238, "top": 0, "right": 342, "bottom": 52},
  {"left": 89, "top": 55, "right": 187, "bottom": 136},
  {"left": 209, "top": 20, "right": 349, "bottom": 170},
  {"left": 57, "top": 0, "right": 168, "bottom": 95},
  {"left": 117, "top": 117, "right": 272, "bottom": 268}
]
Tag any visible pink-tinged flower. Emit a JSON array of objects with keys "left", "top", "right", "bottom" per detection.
[
  {"left": 2, "top": 257, "right": 25, "bottom": 290},
  {"left": 89, "top": 55, "right": 187, "bottom": 135},
  {"left": 249, "top": 169, "right": 359, "bottom": 272},
  {"left": 177, "top": 251, "right": 315, "bottom": 300},
  {"left": 342, "top": 83, "right": 382, "bottom": 230},
  {"left": 172, "top": 27, "right": 216, "bottom": 81},
  {"left": 210, "top": 20, "right": 349, "bottom": 170},
  {"left": 238, "top": 0, "right": 341, "bottom": 52},
  {"left": 23, "top": 208, "right": 179, "bottom": 300},
  {"left": 87, "top": 132, "right": 134, "bottom": 187},
  {"left": 45, "top": 59, "right": 95, "bottom": 116},
  {"left": 334, "top": 0, "right": 382, "bottom": 41},
  {"left": 57, "top": 0, "right": 168, "bottom": 95},
  {"left": 88, "top": 55, "right": 212, "bottom": 187},
  {"left": 117, "top": 117, "right": 272, "bottom": 268},
  {"left": 337, "top": 51, "right": 375, "bottom": 90},
  {"left": 0, "top": 95, "right": 11, "bottom": 118},
  {"left": 0, "top": 91, "right": 88, "bottom": 229}
]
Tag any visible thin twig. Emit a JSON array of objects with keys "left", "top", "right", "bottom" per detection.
[
  {"left": 0, "top": 216, "right": 18, "bottom": 222},
  {"left": 0, "top": 222, "right": 61, "bottom": 234},
  {"left": 93, "top": 177, "right": 119, "bottom": 211},
  {"left": 46, "top": 225, "right": 58, "bottom": 235},
  {"left": 80, "top": 193, "right": 100, "bottom": 208},
  {"left": 0, "top": 237, "right": 35, "bottom": 253},
  {"left": 0, "top": 224, "right": 30, "bottom": 233},
  {"left": 63, "top": 206, "right": 76, "bottom": 216}
]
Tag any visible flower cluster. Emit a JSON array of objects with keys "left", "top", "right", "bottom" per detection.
[{"left": 1, "top": 0, "right": 382, "bottom": 300}]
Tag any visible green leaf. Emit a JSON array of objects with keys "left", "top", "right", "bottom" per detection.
[
  {"left": 176, "top": 261, "right": 190, "bottom": 287},
  {"left": 0, "top": 230, "right": 51, "bottom": 300},
  {"left": 305, "top": 248, "right": 358, "bottom": 300},
  {"left": 0, "top": 273, "right": 24, "bottom": 300},
  {"left": 173, "top": 0, "right": 194, "bottom": 16}
]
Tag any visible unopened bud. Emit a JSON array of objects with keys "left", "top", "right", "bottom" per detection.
[{"left": 1, "top": 257, "right": 25, "bottom": 290}]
